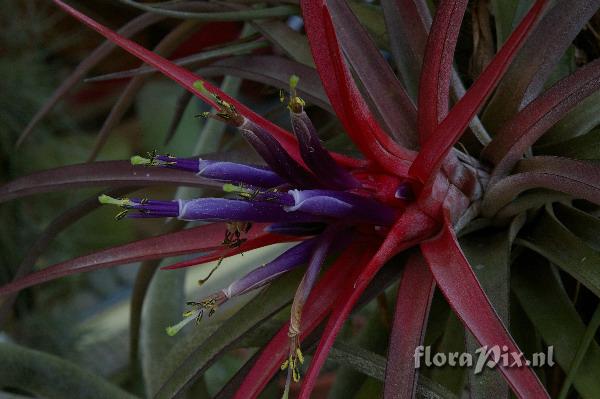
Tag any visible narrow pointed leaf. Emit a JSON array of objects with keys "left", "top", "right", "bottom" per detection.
[
  {"left": 197, "top": 55, "right": 332, "bottom": 112},
  {"left": 0, "top": 161, "right": 220, "bottom": 203},
  {"left": 482, "top": 0, "right": 600, "bottom": 133},
  {"left": 153, "top": 267, "right": 304, "bottom": 399},
  {"left": 482, "top": 156, "right": 600, "bottom": 217},
  {"left": 417, "top": 0, "right": 469, "bottom": 144},
  {"left": 517, "top": 205, "right": 600, "bottom": 298},
  {"left": 539, "top": 91, "right": 600, "bottom": 146},
  {"left": 553, "top": 203, "right": 600, "bottom": 251},
  {"left": 558, "top": 304, "right": 600, "bottom": 399},
  {"left": 0, "top": 343, "right": 136, "bottom": 399},
  {"left": 84, "top": 39, "right": 268, "bottom": 83},
  {"left": 0, "top": 188, "right": 130, "bottom": 327},
  {"left": 327, "top": 0, "right": 418, "bottom": 149},
  {"left": 161, "top": 232, "right": 298, "bottom": 270},
  {"left": 483, "top": 58, "right": 600, "bottom": 178},
  {"left": 380, "top": 0, "right": 431, "bottom": 99},
  {"left": 535, "top": 128, "right": 600, "bottom": 161},
  {"left": 0, "top": 222, "right": 273, "bottom": 295},
  {"left": 16, "top": 11, "right": 164, "bottom": 147},
  {"left": 117, "top": 0, "right": 298, "bottom": 21},
  {"left": 51, "top": 0, "right": 356, "bottom": 169},
  {"left": 88, "top": 20, "right": 201, "bottom": 161},
  {"left": 411, "top": 0, "right": 548, "bottom": 183},
  {"left": 461, "top": 231, "right": 514, "bottom": 399},
  {"left": 166, "top": 243, "right": 370, "bottom": 399},
  {"left": 384, "top": 252, "right": 435, "bottom": 399},
  {"left": 252, "top": 20, "right": 314, "bottom": 66},
  {"left": 301, "top": 0, "right": 415, "bottom": 175},
  {"left": 164, "top": 90, "right": 194, "bottom": 145},
  {"left": 513, "top": 261, "right": 600, "bottom": 399},
  {"left": 420, "top": 213, "right": 548, "bottom": 398},
  {"left": 331, "top": 342, "right": 458, "bottom": 399},
  {"left": 298, "top": 206, "right": 438, "bottom": 398}
]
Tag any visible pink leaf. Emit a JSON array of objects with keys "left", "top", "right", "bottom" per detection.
[{"left": 420, "top": 212, "right": 549, "bottom": 398}]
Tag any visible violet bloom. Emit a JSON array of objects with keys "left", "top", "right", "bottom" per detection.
[{"left": 100, "top": 77, "right": 409, "bottom": 385}]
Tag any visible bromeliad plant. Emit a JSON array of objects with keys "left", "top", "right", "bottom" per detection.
[{"left": 1, "top": 0, "right": 600, "bottom": 398}]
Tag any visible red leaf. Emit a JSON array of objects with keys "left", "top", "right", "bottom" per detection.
[
  {"left": 161, "top": 231, "right": 299, "bottom": 270},
  {"left": 233, "top": 242, "right": 375, "bottom": 399},
  {"left": 482, "top": 156, "right": 600, "bottom": 218},
  {"left": 483, "top": 58, "right": 600, "bottom": 178},
  {"left": 0, "top": 223, "right": 275, "bottom": 295},
  {"left": 417, "top": 0, "right": 469, "bottom": 144},
  {"left": 326, "top": 0, "right": 419, "bottom": 149},
  {"left": 297, "top": 206, "right": 439, "bottom": 398},
  {"left": 0, "top": 161, "right": 220, "bottom": 203},
  {"left": 383, "top": 252, "right": 435, "bottom": 399},
  {"left": 50, "top": 0, "right": 360, "bottom": 170},
  {"left": 411, "top": 0, "right": 548, "bottom": 183},
  {"left": 301, "top": 0, "right": 415, "bottom": 175},
  {"left": 420, "top": 212, "right": 549, "bottom": 398}
]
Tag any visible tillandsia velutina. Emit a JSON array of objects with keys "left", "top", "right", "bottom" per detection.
[{"left": 1, "top": 0, "right": 600, "bottom": 398}]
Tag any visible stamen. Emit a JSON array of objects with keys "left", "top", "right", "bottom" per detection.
[
  {"left": 193, "top": 80, "right": 243, "bottom": 126},
  {"left": 281, "top": 226, "right": 341, "bottom": 387},
  {"left": 99, "top": 194, "right": 179, "bottom": 219},
  {"left": 165, "top": 292, "right": 227, "bottom": 336}
]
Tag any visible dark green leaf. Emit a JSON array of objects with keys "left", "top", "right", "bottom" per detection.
[
  {"left": 512, "top": 261, "right": 600, "bottom": 398},
  {"left": 517, "top": 205, "right": 600, "bottom": 297},
  {"left": 0, "top": 343, "right": 137, "bottom": 399}
]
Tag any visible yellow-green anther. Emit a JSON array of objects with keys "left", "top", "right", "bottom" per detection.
[
  {"left": 287, "top": 75, "right": 305, "bottom": 112},
  {"left": 130, "top": 155, "right": 152, "bottom": 166},
  {"left": 165, "top": 308, "right": 201, "bottom": 336},
  {"left": 289, "top": 74, "right": 300, "bottom": 90},
  {"left": 222, "top": 183, "right": 252, "bottom": 195},
  {"left": 193, "top": 80, "right": 211, "bottom": 96},
  {"left": 98, "top": 194, "right": 133, "bottom": 207},
  {"left": 280, "top": 359, "right": 289, "bottom": 370},
  {"left": 296, "top": 347, "right": 304, "bottom": 364}
]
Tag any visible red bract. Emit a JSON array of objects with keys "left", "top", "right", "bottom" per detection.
[{"left": 2, "top": 0, "right": 600, "bottom": 398}]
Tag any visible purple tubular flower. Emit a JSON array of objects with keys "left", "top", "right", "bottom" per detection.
[
  {"left": 285, "top": 189, "right": 397, "bottom": 226},
  {"left": 224, "top": 238, "right": 318, "bottom": 298},
  {"left": 178, "top": 198, "right": 324, "bottom": 223},
  {"left": 239, "top": 119, "right": 319, "bottom": 188},
  {"left": 155, "top": 155, "right": 199, "bottom": 173},
  {"left": 224, "top": 226, "right": 350, "bottom": 300},
  {"left": 137, "top": 154, "right": 286, "bottom": 188},
  {"left": 290, "top": 109, "right": 360, "bottom": 190},
  {"left": 197, "top": 160, "right": 286, "bottom": 187}
]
